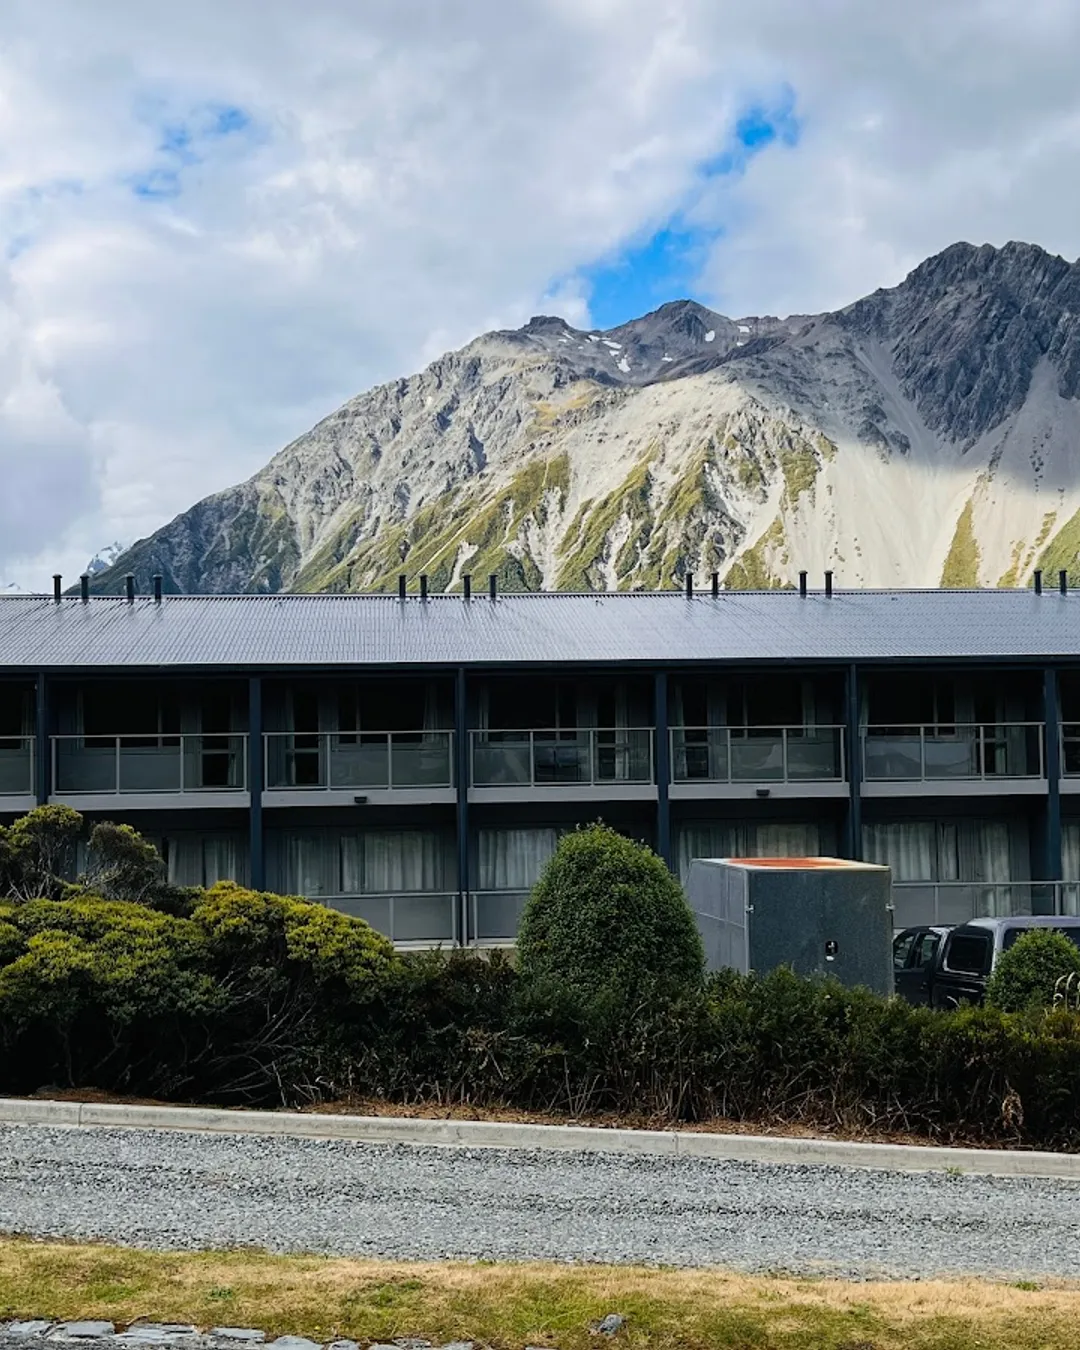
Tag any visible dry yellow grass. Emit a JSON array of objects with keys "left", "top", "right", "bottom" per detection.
[{"left": 0, "top": 1238, "right": 1076, "bottom": 1349}]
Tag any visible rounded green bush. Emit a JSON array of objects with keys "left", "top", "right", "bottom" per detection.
[
  {"left": 516, "top": 822, "right": 704, "bottom": 1010},
  {"left": 986, "top": 928, "right": 1080, "bottom": 1012}
]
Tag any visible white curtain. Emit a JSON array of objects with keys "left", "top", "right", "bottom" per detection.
[
  {"left": 676, "top": 824, "right": 737, "bottom": 882},
  {"left": 166, "top": 834, "right": 248, "bottom": 887},
  {"left": 862, "top": 820, "right": 1011, "bottom": 883},
  {"left": 282, "top": 830, "right": 339, "bottom": 897},
  {"left": 751, "top": 823, "right": 821, "bottom": 857},
  {"left": 343, "top": 830, "right": 447, "bottom": 893},
  {"left": 676, "top": 821, "right": 826, "bottom": 883},
  {"left": 955, "top": 820, "right": 1011, "bottom": 882},
  {"left": 478, "top": 828, "right": 559, "bottom": 890},
  {"left": 863, "top": 822, "right": 935, "bottom": 880},
  {"left": 1064, "top": 822, "right": 1080, "bottom": 880}
]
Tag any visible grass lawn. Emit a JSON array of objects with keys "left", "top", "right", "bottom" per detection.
[{"left": 0, "top": 1237, "right": 1076, "bottom": 1350}]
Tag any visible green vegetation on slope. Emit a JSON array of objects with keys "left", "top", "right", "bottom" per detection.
[
  {"left": 941, "top": 498, "right": 981, "bottom": 587},
  {"left": 293, "top": 454, "right": 571, "bottom": 594},
  {"left": 998, "top": 511, "right": 1058, "bottom": 588},
  {"left": 555, "top": 453, "right": 656, "bottom": 590},
  {"left": 723, "top": 517, "right": 788, "bottom": 589},
  {"left": 779, "top": 443, "right": 820, "bottom": 508},
  {"left": 1035, "top": 504, "right": 1080, "bottom": 588}
]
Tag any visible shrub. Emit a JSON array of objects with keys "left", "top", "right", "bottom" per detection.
[
  {"left": 516, "top": 823, "right": 705, "bottom": 1013},
  {"left": 0, "top": 881, "right": 399, "bottom": 1104},
  {"left": 0, "top": 804, "right": 83, "bottom": 900},
  {"left": 986, "top": 928, "right": 1080, "bottom": 1012}
]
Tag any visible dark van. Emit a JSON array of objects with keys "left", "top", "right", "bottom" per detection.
[{"left": 930, "top": 916, "right": 1080, "bottom": 1008}]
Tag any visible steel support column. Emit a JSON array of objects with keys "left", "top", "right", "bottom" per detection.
[
  {"left": 455, "top": 667, "right": 470, "bottom": 944},
  {"left": 845, "top": 663, "right": 863, "bottom": 859},
  {"left": 1043, "top": 666, "right": 1063, "bottom": 892},
  {"left": 654, "top": 670, "right": 672, "bottom": 869},
  {"left": 34, "top": 671, "right": 50, "bottom": 805},
  {"left": 248, "top": 675, "right": 265, "bottom": 890}
]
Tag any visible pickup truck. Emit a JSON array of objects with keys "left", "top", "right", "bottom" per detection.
[{"left": 894, "top": 916, "right": 1080, "bottom": 1008}]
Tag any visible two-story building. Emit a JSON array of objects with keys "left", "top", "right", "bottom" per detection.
[{"left": 3, "top": 574, "right": 1080, "bottom": 943}]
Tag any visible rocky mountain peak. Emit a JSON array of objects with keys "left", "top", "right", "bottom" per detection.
[{"left": 86, "top": 239, "right": 1080, "bottom": 602}]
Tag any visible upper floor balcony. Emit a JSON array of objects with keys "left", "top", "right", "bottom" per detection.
[
  {"left": 669, "top": 725, "right": 847, "bottom": 799},
  {"left": 468, "top": 728, "right": 655, "bottom": 802},
  {"left": 50, "top": 733, "right": 248, "bottom": 808},
  {"left": 263, "top": 731, "right": 456, "bottom": 806},
  {"left": 862, "top": 723, "right": 1046, "bottom": 795},
  {"left": 0, "top": 735, "right": 34, "bottom": 808}
]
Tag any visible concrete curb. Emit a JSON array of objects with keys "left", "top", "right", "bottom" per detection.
[{"left": 2, "top": 1097, "right": 1079, "bottom": 1179}]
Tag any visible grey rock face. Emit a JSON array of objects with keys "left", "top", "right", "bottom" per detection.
[{"left": 87, "top": 240, "right": 1080, "bottom": 598}]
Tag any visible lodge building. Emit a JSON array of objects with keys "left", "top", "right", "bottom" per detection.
[{"left": 2, "top": 573, "right": 1079, "bottom": 944}]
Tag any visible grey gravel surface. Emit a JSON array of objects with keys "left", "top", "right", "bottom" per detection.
[{"left": 1, "top": 1123, "right": 1079, "bottom": 1280}]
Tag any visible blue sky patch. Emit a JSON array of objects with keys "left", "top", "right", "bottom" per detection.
[
  {"left": 128, "top": 99, "right": 255, "bottom": 201},
  {"left": 575, "top": 86, "right": 801, "bottom": 328}
]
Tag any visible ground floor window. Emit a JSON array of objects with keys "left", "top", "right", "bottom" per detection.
[
  {"left": 861, "top": 820, "right": 1015, "bottom": 882},
  {"left": 477, "top": 827, "right": 562, "bottom": 891},
  {"left": 675, "top": 822, "right": 834, "bottom": 884},
  {"left": 162, "top": 834, "right": 249, "bottom": 888},
  {"left": 275, "top": 828, "right": 452, "bottom": 898}
]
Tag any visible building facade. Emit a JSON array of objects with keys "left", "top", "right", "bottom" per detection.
[{"left": 3, "top": 581, "right": 1079, "bottom": 943}]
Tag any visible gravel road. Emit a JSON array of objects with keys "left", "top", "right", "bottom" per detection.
[{"left": 1, "top": 1124, "right": 1079, "bottom": 1281}]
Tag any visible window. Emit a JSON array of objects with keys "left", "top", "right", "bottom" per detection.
[
  {"left": 82, "top": 686, "right": 180, "bottom": 747},
  {"left": 943, "top": 931, "right": 993, "bottom": 975},
  {"left": 893, "top": 932, "right": 917, "bottom": 970},
  {"left": 868, "top": 677, "right": 955, "bottom": 732},
  {"left": 1002, "top": 925, "right": 1080, "bottom": 952},
  {"left": 914, "top": 932, "right": 941, "bottom": 969}
]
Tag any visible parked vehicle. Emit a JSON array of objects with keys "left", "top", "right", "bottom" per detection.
[
  {"left": 892, "top": 924, "right": 953, "bottom": 1005},
  {"left": 895, "top": 916, "right": 1080, "bottom": 1008}
]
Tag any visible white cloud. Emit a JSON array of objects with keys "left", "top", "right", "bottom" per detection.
[{"left": 1, "top": 0, "right": 1079, "bottom": 586}]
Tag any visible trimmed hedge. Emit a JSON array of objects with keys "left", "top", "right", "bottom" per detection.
[{"left": 4, "top": 808, "right": 1080, "bottom": 1147}]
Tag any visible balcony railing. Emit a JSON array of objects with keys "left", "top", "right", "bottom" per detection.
[
  {"left": 470, "top": 728, "right": 653, "bottom": 787},
  {"left": 671, "top": 726, "right": 846, "bottom": 783},
  {"left": 0, "top": 736, "right": 34, "bottom": 795},
  {"left": 320, "top": 891, "right": 459, "bottom": 945},
  {"left": 468, "top": 889, "right": 530, "bottom": 944},
  {"left": 52, "top": 734, "right": 248, "bottom": 794},
  {"left": 264, "top": 731, "right": 454, "bottom": 791},
  {"left": 1060, "top": 724, "right": 1080, "bottom": 776},
  {"left": 862, "top": 723, "right": 1044, "bottom": 781},
  {"left": 893, "top": 880, "right": 1080, "bottom": 928}
]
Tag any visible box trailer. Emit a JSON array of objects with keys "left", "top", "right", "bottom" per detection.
[{"left": 686, "top": 856, "right": 893, "bottom": 996}]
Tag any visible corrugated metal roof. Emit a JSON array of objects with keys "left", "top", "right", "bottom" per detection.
[{"left": 0, "top": 589, "right": 1079, "bottom": 671}]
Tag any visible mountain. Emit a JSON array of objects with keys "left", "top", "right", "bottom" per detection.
[
  {"left": 85, "top": 542, "right": 129, "bottom": 576},
  {"left": 90, "top": 240, "right": 1080, "bottom": 596}
]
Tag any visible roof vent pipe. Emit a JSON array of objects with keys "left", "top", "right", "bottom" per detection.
[
  {"left": 1061, "top": 570, "right": 1069, "bottom": 596},
  {"left": 125, "top": 574, "right": 135, "bottom": 604},
  {"left": 799, "top": 570, "right": 808, "bottom": 598},
  {"left": 463, "top": 574, "right": 472, "bottom": 601},
  {"left": 824, "top": 570, "right": 833, "bottom": 599},
  {"left": 419, "top": 573, "right": 428, "bottom": 600},
  {"left": 53, "top": 574, "right": 62, "bottom": 604},
  {"left": 1034, "top": 569, "right": 1043, "bottom": 596},
  {"left": 711, "top": 571, "right": 719, "bottom": 598},
  {"left": 398, "top": 574, "right": 407, "bottom": 600},
  {"left": 153, "top": 575, "right": 163, "bottom": 604},
  {"left": 80, "top": 574, "right": 90, "bottom": 604},
  {"left": 685, "top": 573, "right": 693, "bottom": 599},
  {"left": 489, "top": 574, "right": 497, "bottom": 601}
]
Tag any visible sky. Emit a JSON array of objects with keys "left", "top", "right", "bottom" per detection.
[{"left": 3, "top": 0, "right": 1080, "bottom": 588}]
